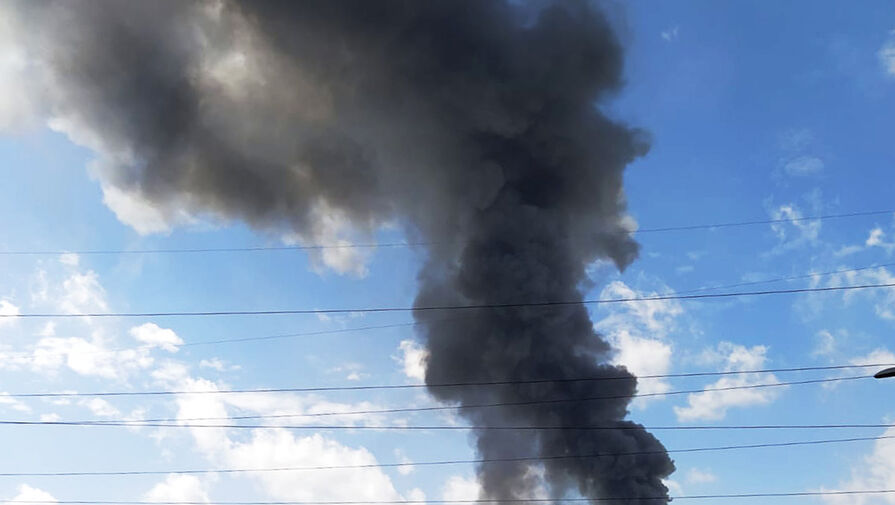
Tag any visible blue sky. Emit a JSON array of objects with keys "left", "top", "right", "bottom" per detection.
[{"left": 1, "top": 1, "right": 895, "bottom": 505}]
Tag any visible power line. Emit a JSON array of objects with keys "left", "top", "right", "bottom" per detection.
[
  {"left": 0, "top": 433, "right": 889, "bottom": 477},
  {"left": 0, "top": 241, "right": 427, "bottom": 256},
  {"left": 2, "top": 209, "right": 891, "bottom": 256},
  {"left": 3, "top": 281, "right": 894, "bottom": 319},
  {"left": 636, "top": 208, "right": 894, "bottom": 233},
  {"left": 2, "top": 262, "right": 891, "bottom": 360},
  {"left": 52, "top": 375, "right": 868, "bottom": 424},
  {"left": 0, "top": 372, "right": 868, "bottom": 400},
  {"left": 7, "top": 489, "right": 895, "bottom": 503},
  {"left": 11, "top": 417, "right": 891, "bottom": 432},
  {"left": 675, "top": 261, "right": 895, "bottom": 295},
  {"left": 0, "top": 321, "right": 423, "bottom": 361}
]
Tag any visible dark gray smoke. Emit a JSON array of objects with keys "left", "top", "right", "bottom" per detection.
[{"left": 11, "top": 0, "right": 674, "bottom": 501}]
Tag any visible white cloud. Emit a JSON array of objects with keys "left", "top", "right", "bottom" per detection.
[
  {"left": 867, "top": 227, "right": 895, "bottom": 254},
  {"left": 79, "top": 397, "right": 121, "bottom": 417},
  {"left": 819, "top": 267, "right": 895, "bottom": 320},
  {"left": 40, "top": 413, "right": 61, "bottom": 422},
  {"left": 596, "top": 281, "right": 681, "bottom": 406},
  {"left": 0, "top": 392, "right": 30, "bottom": 413},
  {"left": 812, "top": 330, "right": 837, "bottom": 358},
  {"left": 768, "top": 204, "right": 821, "bottom": 252},
  {"left": 145, "top": 475, "right": 209, "bottom": 504},
  {"left": 227, "top": 430, "right": 402, "bottom": 503},
  {"left": 661, "top": 26, "right": 679, "bottom": 42},
  {"left": 822, "top": 426, "right": 895, "bottom": 505},
  {"left": 598, "top": 281, "right": 683, "bottom": 337},
  {"left": 59, "top": 270, "right": 108, "bottom": 315},
  {"left": 663, "top": 479, "right": 683, "bottom": 497},
  {"left": 26, "top": 333, "right": 155, "bottom": 379},
  {"left": 3, "top": 485, "right": 57, "bottom": 505},
  {"left": 282, "top": 199, "right": 376, "bottom": 278},
  {"left": 159, "top": 369, "right": 414, "bottom": 505},
  {"left": 442, "top": 475, "right": 480, "bottom": 501},
  {"left": 609, "top": 330, "right": 672, "bottom": 403},
  {"left": 130, "top": 323, "right": 184, "bottom": 353},
  {"left": 782, "top": 155, "right": 824, "bottom": 176},
  {"left": 394, "top": 449, "right": 414, "bottom": 475},
  {"left": 0, "top": 299, "right": 19, "bottom": 327},
  {"left": 779, "top": 128, "right": 815, "bottom": 152},
  {"left": 674, "top": 342, "right": 781, "bottom": 421},
  {"left": 199, "top": 358, "right": 239, "bottom": 372},
  {"left": 850, "top": 348, "right": 895, "bottom": 367},
  {"left": 328, "top": 362, "right": 368, "bottom": 381},
  {"left": 100, "top": 184, "right": 176, "bottom": 236},
  {"left": 879, "top": 30, "right": 895, "bottom": 77},
  {"left": 686, "top": 468, "right": 718, "bottom": 484},
  {"left": 395, "top": 340, "right": 428, "bottom": 382},
  {"left": 59, "top": 253, "right": 80, "bottom": 266}
]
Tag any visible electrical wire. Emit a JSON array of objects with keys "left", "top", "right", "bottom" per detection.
[
  {"left": 0, "top": 372, "right": 869, "bottom": 400},
  {"left": 674, "top": 261, "right": 895, "bottom": 295},
  {"left": 2, "top": 209, "right": 891, "bottom": 256},
  {"left": 0, "top": 434, "right": 890, "bottom": 477},
  {"left": 2, "top": 281, "right": 895, "bottom": 319},
  {"left": 6, "top": 488, "right": 895, "bottom": 503}
]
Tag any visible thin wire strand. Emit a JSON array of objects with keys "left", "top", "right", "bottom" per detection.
[
  {"left": 3, "top": 282, "right": 895, "bottom": 319},
  {"left": 1, "top": 209, "right": 891, "bottom": 256},
  {"left": 7, "top": 488, "right": 895, "bottom": 503},
  {"left": 3, "top": 261, "right": 893, "bottom": 360},
  {"left": 0, "top": 376, "right": 872, "bottom": 430},
  {"left": 64, "top": 375, "right": 872, "bottom": 424},
  {"left": 674, "top": 261, "right": 895, "bottom": 295},
  {"left": 0, "top": 434, "right": 889, "bottom": 477},
  {"left": 0, "top": 371, "right": 869, "bottom": 400}
]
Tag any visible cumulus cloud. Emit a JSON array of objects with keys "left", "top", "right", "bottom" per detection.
[
  {"left": 3, "top": 485, "right": 57, "bottom": 505},
  {"left": 199, "top": 358, "right": 239, "bottom": 372},
  {"left": 22, "top": 331, "right": 155, "bottom": 379},
  {"left": 395, "top": 340, "right": 428, "bottom": 382},
  {"left": 0, "top": 299, "right": 20, "bottom": 327},
  {"left": 130, "top": 323, "right": 184, "bottom": 352},
  {"left": 674, "top": 342, "right": 781, "bottom": 422},
  {"left": 0, "top": 268, "right": 188, "bottom": 379},
  {"left": 442, "top": 475, "right": 481, "bottom": 502},
  {"left": 145, "top": 475, "right": 210, "bottom": 504},
  {"left": 866, "top": 227, "right": 895, "bottom": 254},
  {"left": 776, "top": 129, "right": 825, "bottom": 178},
  {"left": 154, "top": 368, "right": 416, "bottom": 505},
  {"left": 782, "top": 155, "right": 824, "bottom": 176},
  {"left": 229, "top": 431, "right": 403, "bottom": 502},
  {"left": 58, "top": 270, "right": 108, "bottom": 315},
  {"left": 822, "top": 426, "right": 895, "bottom": 505},
  {"left": 768, "top": 204, "right": 821, "bottom": 252},
  {"left": 99, "top": 183, "right": 183, "bottom": 236},
  {"left": 817, "top": 267, "right": 895, "bottom": 321},
  {"left": 79, "top": 397, "right": 121, "bottom": 417},
  {"left": 58, "top": 253, "right": 80, "bottom": 266},
  {"left": 686, "top": 468, "right": 717, "bottom": 484},
  {"left": 0, "top": 392, "right": 30, "bottom": 413},
  {"left": 812, "top": 330, "right": 838, "bottom": 358},
  {"left": 879, "top": 30, "right": 895, "bottom": 77},
  {"left": 850, "top": 348, "right": 895, "bottom": 368},
  {"left": 660, "top": 26, "right": 679, "bottom": 42},
  {"left": 393, "top": 449, "right": 415, "bottom": 476},
  {"left": 596, "top": 281, "right": 682, "bottom": 405}
]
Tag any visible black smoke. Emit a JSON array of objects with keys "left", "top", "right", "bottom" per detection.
[{"left": 11, "top": 0, "right": 674, "bottom": 502}]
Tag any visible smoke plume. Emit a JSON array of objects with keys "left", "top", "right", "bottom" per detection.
[{"left": 8, "top": 0, "right": 674, "bottom": 502}]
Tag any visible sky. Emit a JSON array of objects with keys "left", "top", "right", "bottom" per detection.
[{"left": 1, "top": 1, "right": 895, "bottom": 505}]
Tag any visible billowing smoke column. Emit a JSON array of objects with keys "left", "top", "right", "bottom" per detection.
[{"left": 10, "top": 0, "right": 674, "bottom": 501}]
